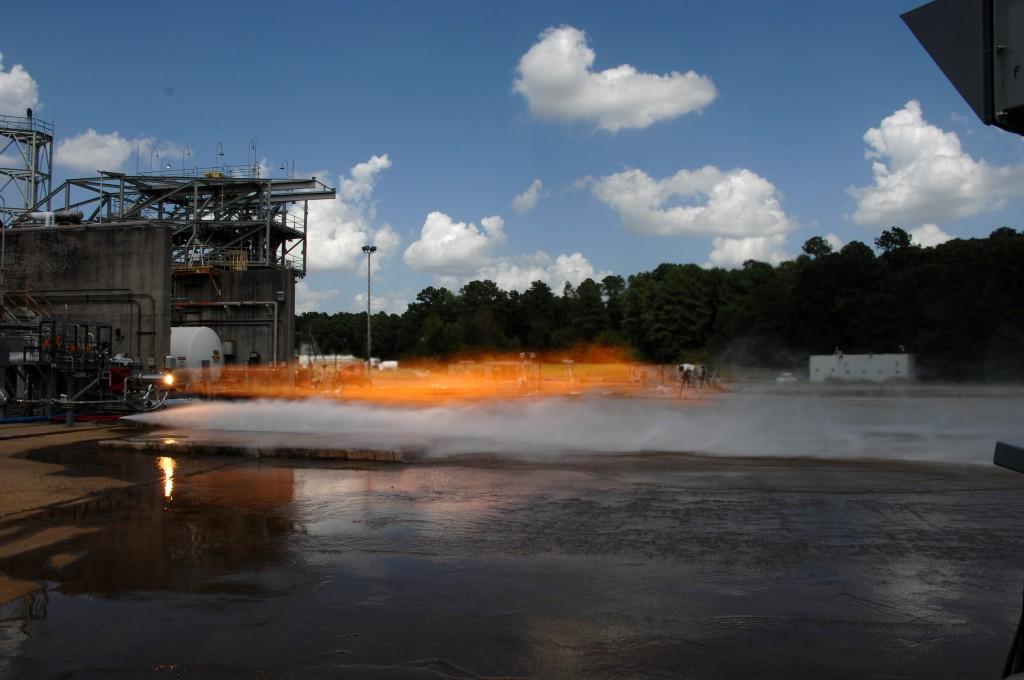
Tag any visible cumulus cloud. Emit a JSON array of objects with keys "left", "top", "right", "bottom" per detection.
[
  {"left": 57, "top": 130, "right": 136, "bottom": 172},
  {"left": 590, "top": 165, "right": 794, "bottom": 238},
  {"left": 0, "top": 53, "right": 39, "bottom": 116},
  {"left": 848, "top": 100, "right": 1024, "bottom": 225},
  {"left": 295, "top": 281, "right": 340, "bottom": 313},
  {"left": 305, "top": 154, "right": 400, "bottom": 272},
  {"left": 352, "top": 290, "right": 410, "bottom": 315},
  {"left": 56, "top": 131, "right": 188, "bottom": 173},
  {"left": 403, "top": 211, "right": 506, "bottom": 274},
  {"left": 706, "top": 234, "right": 788, "bottom": 269},
  {"left": 512, "top": 179, "right": 544, "bottom": 214},
  {"left": 513, "top": 26, "right": 716, "bottom": 132},
  {"left": 475, "top": 251, "right": 610, "bottom": 293},
  {"left": 910, "top": 223, "right": 953, "bottom": 248},
  {"left": 825, "top": 233, "right": 845, "bottom": 251},
  {"left": 341, "top": 155, "right": 392, "bottom": 202}
]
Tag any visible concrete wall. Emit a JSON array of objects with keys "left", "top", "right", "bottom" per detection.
[
  {"left": 3, "top": 224, "right": 172, "bottom": 367},
  {"left": 809, "top": 353, "right": 914, "bottom": 383},
  {"left": 172, "top": 268, "right": 295, "bottom": 365}
]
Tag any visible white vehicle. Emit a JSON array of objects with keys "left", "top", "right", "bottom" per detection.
[{"left": 776, "top": 371, "right": 798, "bottom": 384}]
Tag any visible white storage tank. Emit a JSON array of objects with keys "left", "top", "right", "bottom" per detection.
[{"left": 170, "top": 326, "right": 224, "bottom": 382}]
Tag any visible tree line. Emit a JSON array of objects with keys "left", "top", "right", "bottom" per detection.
[{"left": 296, "top": 227, "right": 1024, "bottom": 380}]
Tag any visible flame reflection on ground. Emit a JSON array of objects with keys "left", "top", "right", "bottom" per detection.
[{"left": 157, "top": 457, "right": 175, "bottom": 499}]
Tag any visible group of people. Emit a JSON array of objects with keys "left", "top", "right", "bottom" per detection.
[{"left": 677, "top": 363, "right": 714, "bottom": 396}]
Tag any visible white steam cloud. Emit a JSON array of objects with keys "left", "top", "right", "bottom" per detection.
[{"left": 129, "top": 389, "right": 1023, "bottom": 464}]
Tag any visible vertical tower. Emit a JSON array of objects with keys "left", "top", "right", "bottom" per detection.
[{"left": 0, "top": 111, "right": 53, "bottom": 226}]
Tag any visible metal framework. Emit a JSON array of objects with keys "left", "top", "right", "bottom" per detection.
[
  {"left": 0, "top": 113, "right": 53, "bottom": 227},
  {"left": 16, "top": 168, "right": 335, "bottom": 276}
]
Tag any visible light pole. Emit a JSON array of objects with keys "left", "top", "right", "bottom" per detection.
[
  {"left": 0, "top": 195, "right": 6, "bottom": 293},
  {"left": 361, "top": 245, "right": 377, "bottom": 371}
]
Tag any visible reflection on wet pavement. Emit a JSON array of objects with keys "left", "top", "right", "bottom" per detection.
[{"left": 2, "top": 448, "right": 1024, "bottom": 678}]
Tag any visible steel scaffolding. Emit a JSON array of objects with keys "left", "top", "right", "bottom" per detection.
[
  {"left": 0, "top": 112, "right": 53, "bottom": 227},
  {"left": 16, "top": 170, "right": 335, "bottom": 277}
]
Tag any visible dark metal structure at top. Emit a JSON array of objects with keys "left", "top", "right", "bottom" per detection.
[
  {"left": 14, "top": 167, "right": 335, "bottom": 277},
  {"left": 903, "top": 0, "right": 1024, "bottom": 136}
]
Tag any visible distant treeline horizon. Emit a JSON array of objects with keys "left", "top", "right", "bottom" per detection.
[{"left": 296, "top": 227, "right": 1024, "bottom": 381}]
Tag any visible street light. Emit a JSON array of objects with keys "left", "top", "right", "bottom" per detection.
[
  {"left": 0, "top": 195, "right": 6, "bottom": 293},
  {"left": 361, "top": 245, "right": 377, "bottom": 371},
  {"left": 279, "top": 158, "right": 295, "bottom": 179}
]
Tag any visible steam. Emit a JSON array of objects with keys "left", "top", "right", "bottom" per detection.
[{"left": 128, "top": 388, "right": 1024, "bottom": 464}]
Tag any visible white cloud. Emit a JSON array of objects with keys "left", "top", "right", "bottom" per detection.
[
  {"left": 512, "top": 179, "right": 544, "bottom": 214},
  {"left": 305, "top": 154, "right": 399, "bottom": 272},
  {"left": 513, "top": 26, "right": 716, "bottom": 132},
  {"left": 0, "top": 53, "right": 39, "bottom": 116},
  {"left": 706, "top": 234, "right": 788, "bottom": 269},
  {"left": 848, "top": 100, "right": 1024, "bottom": 225},
  {"left": 475, "top": 251, "right": 610, "bottom": 293},
  {"left": 55, "top": 131, "right": 189, "bottom": 173},
  {"left": 403, "top": 211, "right": 506, "bottom": 274},
  {"left": 825, "top": 233, "right": 845, "bottom": 251},
  {"left": 352, "top": 290, "right": 409, "bottom": 315},
  {"left": 341, "top": 155, "right": 392, "bottom": 202},
  {"left": 910, "top": 223, "right": 953, "bottom": 248},
  {"left": 295, "top": 281, "right": 340, "bottom": 313},
  {"left": 590, "top": 165, "right": 793, "bottom": 238},
  {"left": 57, "top": 130, "right": 137, "bottom": 172}
]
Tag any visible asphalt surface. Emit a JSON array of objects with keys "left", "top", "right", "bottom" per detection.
[{"left": 2, "top": 446, "right": 1024, "bottom": 679}]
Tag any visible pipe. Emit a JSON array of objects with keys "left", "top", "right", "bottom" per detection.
[
  {"left": 36, "top": 289, "right": 158, "bottom": 362},
  {"left": 34, "top": 292, "right": 140, "bottom": 360},
  {"left": 27, "top": 211, "right": 54, "bottom": 226},
  {"left": 0, "top": 415, "right": 50, "bottom": 424}
]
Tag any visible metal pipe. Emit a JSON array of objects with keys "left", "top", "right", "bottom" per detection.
[{"left": 33, "top": 290, "right": 150, "bottom": 361}]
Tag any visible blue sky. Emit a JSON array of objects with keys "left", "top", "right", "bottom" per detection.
[{"left": 2, "top": 0, "right": 1022, "bottom": 313}]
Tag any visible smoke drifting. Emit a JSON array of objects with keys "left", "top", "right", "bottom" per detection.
[{"left": 129, "top": 386, "right": 1024, "bottom": 464}]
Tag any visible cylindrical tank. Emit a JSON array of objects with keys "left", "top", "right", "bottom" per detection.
[{"left": 170, "top": 326, "right": 224, "bottom": 382}]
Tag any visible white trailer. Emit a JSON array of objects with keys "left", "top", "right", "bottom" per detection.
[{"left": 809, "top": 353, "right": 914, "bottom": 383}]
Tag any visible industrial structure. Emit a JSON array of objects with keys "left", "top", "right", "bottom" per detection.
[
  {"left": 0, "top": 111, "right": 52, "bottom": 227},
  {"left": 0, "top": 112, "right": 336, "bottom": 414}
]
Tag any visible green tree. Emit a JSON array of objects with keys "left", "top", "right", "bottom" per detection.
[
  {"left": 875, "top": 226, "right": 914, "bottom": 253},
  {"left": 520, "top": 281, "right": 557, "bottom": 348},
  {"left": 601, "top": 274, "right": 626, "bottom": 333},
  {"left": 802, "top": 236, "right": 833, "bottom": 258},
  {"left": 458, "top": 280, "right": 509, "bottom": 349}
]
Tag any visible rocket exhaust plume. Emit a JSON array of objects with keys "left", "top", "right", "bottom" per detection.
[{"left": 181, "top": 348, "right": 712, "bottom": 406}]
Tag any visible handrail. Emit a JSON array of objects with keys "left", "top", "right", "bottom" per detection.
[{"left": 0, "top": 114, "right": 54, "bottom": 135}]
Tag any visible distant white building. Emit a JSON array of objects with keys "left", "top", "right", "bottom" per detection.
[{"left": 809, "top": 353, "right": 914, "bottom": 383}]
